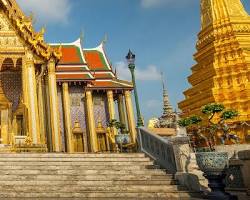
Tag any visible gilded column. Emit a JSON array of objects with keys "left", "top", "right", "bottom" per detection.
[
  {"left": 25, "top": 51, "right": 41, "bottom": 144},
  {"left": 124, "top": 90, "right": 137, "bottom": 143},
  {"left": 22, "top": 57, "right": 28, "bottom": 136},
  {"left": 62, "top": 82, "right": 74, "bottom": 153},
  {"left": 1, "top": 110, "right": 9, "bottom": 144},
  {"left": 85, "top": 90, "right": 98, "bottom": 152},
  {"left": 107, "top": 90, "right": 115, "bottom": 120},
  {"left": 117, "top": 94, "right": 127, "bottom": 132},
  {"left": 47, "top": 59, "right": 61, "bottom": 152},
  {"left": 107, "top": 90, "right": 117, "bottom": 135},
  {"left": 37, "top": 68, "right": 46, "bottom": 145},
  {"left": 44, "top": 76, "right": 53, "bottom": 151},
  {"left": 22, "top": 57, "right": 28, "bottom": 107}
]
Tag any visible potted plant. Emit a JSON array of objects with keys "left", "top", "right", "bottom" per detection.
[
  {"left": 178, "top": 103, "right": 239, "bottom": 200},
  {"left": 107, "top": 119, "right": 131, "bottom": 146}
]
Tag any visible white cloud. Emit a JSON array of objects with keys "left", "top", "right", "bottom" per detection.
[
  {"left": 16, "top": 0, "right": 72, "bottom": 25},
  {"left": 115, "top": 61, "right": 161, "bottom": 81}
]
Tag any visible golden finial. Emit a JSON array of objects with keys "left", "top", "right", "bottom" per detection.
[
  {"left": 29, "top": 12, "right": 36, "bottom": 24},
  {"left": 40, "top": 26, "right": 46, "bottom": 35}
]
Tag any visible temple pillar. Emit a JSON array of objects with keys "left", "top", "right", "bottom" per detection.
[
  {"left": 21, "top": 57, "right": 28, "bottom": 137},
  {"left": 124, "top": 90, "right": 137, "bottom": 143},
  {"left": 1, "top": 110, "right": 9, "bottom": 144},
  {"left": 107, "top": 90, "right": 117, "bottom": 135},
  {"left": 25, "top": 52, "right": 41, "bottom": 144},
  {"left": 37, "top": 70, "right": 46, "bottom": 145},
  {"left": 47, "top": 59, "right": 61, "bottom": 152},
  {"left": 85, "top": 90, "right": 98, "bottom": 152},
  {"left": 117, "top": 94, "right": 127, "bottom": 132},
  {"left": 62, "top": 82, "right": 74, "bottom": 153},
  {"left": 44, "top": 76, "right": 52, "bottom": 151}
]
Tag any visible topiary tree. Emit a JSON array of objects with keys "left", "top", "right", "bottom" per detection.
[
  {"left": 107, "top": 119, "right": 128, "bottom": 134},
  {"left": 178, "top": 103, "right": 239, "bottom": 151}
]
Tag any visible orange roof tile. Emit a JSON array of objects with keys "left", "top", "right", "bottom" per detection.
[
  {"left": 84, "top": 50, "right": 109, "bottom": 71},
  {"left": 59, "top": 46, "right": 84, "bottom": 64}
]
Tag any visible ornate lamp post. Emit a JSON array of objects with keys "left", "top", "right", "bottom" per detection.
[{"left": 126, "top": 50, "right": 144, "bottom": 127}]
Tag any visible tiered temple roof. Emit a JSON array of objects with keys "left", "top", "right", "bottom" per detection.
[{"left": 51, "top": 39, "right": 133, "bottom": 90}]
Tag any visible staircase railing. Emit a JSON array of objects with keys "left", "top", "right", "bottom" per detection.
[{"left": 137, "top": 127, "right": 177, "bottom": 174}]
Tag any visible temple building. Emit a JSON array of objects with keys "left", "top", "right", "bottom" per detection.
[
  {"left": 179, "top": 0, "right": 250, "bottom": 142},
  {"left": 0, "top": 0, "right": 137, "bottom": 152}
]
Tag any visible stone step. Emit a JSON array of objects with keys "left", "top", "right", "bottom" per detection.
[
  {"left": 0, "top": 191, "right": 202, "bottom": 199},
  {"left": 0, "top": 198, "right": 204, "bottom": 200},
  {"left": 0, "top": 180, "right": 177, "bottom": 186},
  {"left": 0, "top": 153, "right": 146, "bottom": 158},
  {"left": 0, "top": 185, "right": 183, "bottom": 192},
  {"left": 0, "top": 161, "right": 153, "bottom": 166},
  {"left": 0, "top": 169, "right": 167, "bottom": 175},
  {"left": 0, "top": 165, "right": 147, "bottom": 170},
  {"left": 0, "top": 157, "right": 151, "bottom": 162},
  {"left": 0, "top": 174, "right": 171, "bottom": 181}
]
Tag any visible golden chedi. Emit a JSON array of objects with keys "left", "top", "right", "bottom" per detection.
[{"left": 179, "top": 0, "right": 250, "bottom": 142}]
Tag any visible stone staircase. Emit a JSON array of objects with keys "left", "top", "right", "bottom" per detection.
[{"left": 0, "top": 153, "right": 203, "bottom": 200}]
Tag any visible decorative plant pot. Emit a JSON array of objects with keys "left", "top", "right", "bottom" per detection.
[
  {"left": 115, "top": 134, "right": 131, "bottom": 145},
  {"left": 196, "top": 152, "right": 237, "bottom": 200}
]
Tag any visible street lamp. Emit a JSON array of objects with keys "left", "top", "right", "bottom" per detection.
[{"left": 126, "top": 50, "right": 144, "bottom": 127}]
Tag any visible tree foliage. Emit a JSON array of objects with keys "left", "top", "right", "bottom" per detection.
[
  {"left": 178, "top": 103, "right": 239, "bottom": 151},
  {"left": 107, "top": 119, "right": 128, "bottom": 134}
]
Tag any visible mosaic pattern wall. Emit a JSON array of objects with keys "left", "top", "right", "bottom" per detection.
[
  {"left": 1, "top": 71, "right": 22, "bottom": 112},
  {"left": 69, "top": 86, "right": 86, "bottom": 131},
  {"left": 57, "top": 85, "right": 65, "bottom": 151},
  {"left": 93, "top": 93, "right": 109, "bottom": 128}
]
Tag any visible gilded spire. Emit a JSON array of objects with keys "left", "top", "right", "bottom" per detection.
[{"left": 201, "top": 0, "right": 249, "bottom": 29}]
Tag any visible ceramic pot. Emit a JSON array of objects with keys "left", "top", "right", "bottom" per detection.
[
  {"left": 196, "top": 152, "right": 237, "bottom": 200},
  {"left": 115, "top": 134, "right": 131, "bottom": 145}
]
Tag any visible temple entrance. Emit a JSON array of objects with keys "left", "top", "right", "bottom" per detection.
[{"left": 0, "top": 57, "right": 24, "bottom": 145}]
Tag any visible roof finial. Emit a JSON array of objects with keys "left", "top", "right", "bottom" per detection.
[
  {"left": 102, "top": 34, "right": 108, "bottom": 45},
  {"left": 114, "top": 68, "right": 117, "bottom": 78},
  {"left": 28, "top": 11, "right": 36, "bottom": 24},
  {"left": 160, "top": 71, "right": 165, "bottom": 91},
  {"left": 80, "top": 29, "right": 84, "bottom": 46}
]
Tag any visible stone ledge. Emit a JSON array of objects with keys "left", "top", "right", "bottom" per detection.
[{"left": 238, "top": 150, "right": 250, "bottom": 160}]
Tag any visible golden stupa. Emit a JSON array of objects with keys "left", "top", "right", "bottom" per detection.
[{"left": 179, "top": 0, "right": 250, "bottom": 142}]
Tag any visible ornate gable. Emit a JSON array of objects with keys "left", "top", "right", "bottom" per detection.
[
  {"left": 0, "top": 0, "right": 61, "bottom": 62},
  {"left": 0, "top": 10, "right": 24, "bottom": 51}
]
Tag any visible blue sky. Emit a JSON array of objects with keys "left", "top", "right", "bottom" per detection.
[{"left": 17, "top": 0, "right": 250, "bottom": 124}]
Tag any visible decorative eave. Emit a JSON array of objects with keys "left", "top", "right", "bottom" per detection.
[
  {"left": 0, "top": 0, "right": 61, "bottom": 61},
  {"left": 56, "top": 72, "right": 94, "bottom": 82},
  {"left": 86, "top": 78, "right": 133, "bottom": 91}
]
